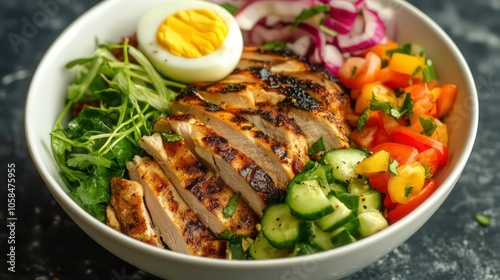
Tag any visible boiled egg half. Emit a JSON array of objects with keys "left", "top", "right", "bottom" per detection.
[{"left": 137, "top": 0, "right": 243, "bottom": 83}]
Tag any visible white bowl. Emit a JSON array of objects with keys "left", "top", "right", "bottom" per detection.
[{"left": 25, "top": 0, "right": 478, "bottom": 279}]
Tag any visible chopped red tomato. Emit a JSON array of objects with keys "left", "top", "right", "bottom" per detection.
[
  {"left": 376, "top": 67, "right": 420, "bottom": 89},
  {"left": 370, "top": 143, "right": 418, "bottom": 165},
  {"left": 416, "top": 148, "right": 441, "bottom": 175},
  {"left": 350, "top": 125, "right": 377, "bottom": 148},
  {"left": 389, "top": 126, "right": 449, "bottom": 166},
  {"left": 436, "top": 84, "right": 458, "bottom": 118},
  {"left": 386, "top": 179, "right": 438, "bottom": 223},
  {"left": 368, "top": 172, "right": 390, "bottom": 193}
]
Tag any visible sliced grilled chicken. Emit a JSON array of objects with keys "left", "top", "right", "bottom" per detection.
[
  {"left": 230, "top": 107, "right": 309, "bottom": 166},
  {"left": 127, "top": 156, "right": 228, "bottom": 258},
  {"left": 223, "top": 68, "right": 351, "bottom": 121},
  {"left": 106, "top": 205, "right": 121, "bottom": 232},
  {"left": 171, "top": 93, "right": 304, "bottom": 188},
  {"left": 181, "top": 78, "right": 350, "bottom": 150},
  {"left": 240, "top": 48, "right": 311, "bottom": 73},
  {"left": 140, "top": 133, "right": 258, "bottom": 237},
  {"left": 155, "top": 113, "right": 285, "bottom": 217},
  {"left": 109, "top": 177, "right": 164, "bottom": 248}
]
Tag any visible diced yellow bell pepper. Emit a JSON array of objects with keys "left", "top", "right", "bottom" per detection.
[
  {"left": 388, "top": 53, "right": 425, "bottom": 78},
  {"left": 387, "top": 162, "right": 426, "bottom": 204},
  {"left": 355, "top": 150, "right": 390, "bottom": 175},
  {"left": 355, "top": 82, "right": 397, "bottom": 114}
]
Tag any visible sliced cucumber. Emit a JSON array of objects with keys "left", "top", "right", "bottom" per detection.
[
  {"left": 310, "top": 223, "right": 334, "bottom": 251},
  {"left": 336, "top": 192, "right": 359, "bottom": 213},
  {"left": 321, "top": 148, "right": 367, "bottom": 183},
  {"left": 261, "top": 203, "right": 302, "bottom": 249},
  {"left": 348, "top": 178, "right": 371, "bottom": 195},
  {"left": 248, "top": 231, "right": 291, "bottom": 260},
  {"left": 287, "top": 179, "right": 333, "bottom": 220},
  {"left": 358, "top": 190, "right": 382, "bottom": 213},
  {"left": 315, "top": 195, "right": 355, "bottom": 232},
  {"left": 314, "top": 164, "right": 334, "bottom": 195},
  {"left": 292, "top": 243, "right": 321, "bottom": 256},
  {"left": 330, "top": 227, "right": 357, "bottom": 247},
  {"left": 358, "top": 211, "right": 389, "bottom": 237},
  {"left": 329, "top": 182, "right": 348, "bottom": 195}
]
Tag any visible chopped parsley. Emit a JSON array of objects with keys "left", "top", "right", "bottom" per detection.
[
  {"left": 356, "top": 109, "right": 371, "bottom": 131},
  {"left": 385, "top": 43, "right": 412, "bottom": 56},
  {"left": 260, "top": 40, "right": 287, "bottom": 51},
  {"left": 162, "top": 133, "right": 183, "bottom": 142},
  {"left": 389, "top": 160, "right": 399, "bottom": 176},
  {"left": 224, "top": 193, "right": 241, "bottom": 218},
  {"left": 290, "top": 5, "right": 330, "bottom": 31},
  {"left": 419, "top": 116, "right": 437, "bottom": 136},
  {"left": 220, "top": 3, "right": 239, "bottom": 15},
  {"left": 351, "top": 66, "right": 358, "bottom": 77},
  {"left": 369, "top": 92, "right": 414, "bottom": 120},
  {"left": 404, "top": 186, "right": 414, "bottom": 197},
  {"left": 309, "top": 137, "right": 326, "bottom": 155}
]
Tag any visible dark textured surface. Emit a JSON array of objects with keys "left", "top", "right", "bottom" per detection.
[{"left": 0, "top": 0, "right": 499, "bottom": 279}]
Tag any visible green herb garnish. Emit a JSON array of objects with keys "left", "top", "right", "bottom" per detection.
[
  {"left": 309, "top": 137, "right": 326, "bottom": 155},
  {"left": 220, "top": 3, "right": 239, "bottom": 15},
  {"left": 419, "top": 116, "right": 437, "bottom": 136},
  {"left": 404, "top": 186, "right": 414, "bottom": 197},
  {"left": 260, "top": 40, "right": 287, "bottom": 51},
  {"left": 162, "top": 133, "right": 183, "bottom": 142},
  {"left": 357, "top": 109, "right": 371, "bottom": 131},
  {"left": 290, "top": 5, "right": 330, "bottom": 31},
  {"left": 224, "top": 193, "right": 241, "bottom": 218},
  {"left": 389, "top": 160, "right": 399, "bottom": 176}
]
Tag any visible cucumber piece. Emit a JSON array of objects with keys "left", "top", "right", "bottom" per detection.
[
  {"left": 299, "top": 221, "right": 315, "bottom": 243},
  {"left": 315, "top": 195, "right": 355, "bottom": 232},
  {"left": 292, "top": 243, "right": 321, "bottom": 256},
  {"left": 348, "top": 179, "right": 371, "bottom": 195},
  {"left": 248, "top": 231, "right": 291, "bottom": 260},
  {"left": 287, "top": 179, "right": 333, "bottom": 220},
  {"left": 342, "top": 217, "right": 360, "bottom": 238},
  {"left": 321, "top": 149, "right": 367, "bottom": 183},
  {"left": 310, "top": 223, "right": 334, "bottom": 251},
  {"left": 314, "top": 164, "right": 334, "bottom": 195},
  {"left": 358, "top": 211, "right": 389, "bottom": 237},
  {"left": 358, "top": 190, "right": 382, "bottom": 213},
  {"left": 336, "top": 192, "right": 359, "bottom": 213},
  {"left": 330, "top": 227, "right": 357, "bottom": 247},
  {"left": 261, "top": 203, "right": 302, "bottom": 249},
  {"left": 329, "top": 182, "right": 348, "bottom": 195}
]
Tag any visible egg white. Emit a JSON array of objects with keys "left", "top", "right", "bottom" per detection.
[{"left": 137, "top": 0, "right": 243, "bottom": 84}]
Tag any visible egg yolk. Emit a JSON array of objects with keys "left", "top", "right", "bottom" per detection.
[{"left": 156, "top": 9, "right": 228, "bottom": 58}]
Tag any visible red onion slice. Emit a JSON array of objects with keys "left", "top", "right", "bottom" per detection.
[{"left": 335, "top": 8, "right": 386, "bottom": 53}]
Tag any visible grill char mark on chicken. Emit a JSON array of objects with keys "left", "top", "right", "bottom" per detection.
[
  {"left": 127, "top": 156, "right": 229, "bottom": 258},
  {"left": 154, "top": 113, "right": 285, "bottom": 217},
  {"left": 140, "top": 133, "right": 258, "bottom": 237}
]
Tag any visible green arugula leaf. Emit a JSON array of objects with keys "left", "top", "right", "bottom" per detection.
[
  {"left": 309, "top": 137, "right": 326, "bottom": 155},
  {"left": 419, "top": 116, "right": 437, "bottom": 136},
  {"left": 290, "top": 5, "right": 330, "bottom": 31},
  {"left": 67, "top": 154, "right": 114, "bottom": 169},
  {"left": 224, "top": 193, "right": 241, "bottom": 218}
]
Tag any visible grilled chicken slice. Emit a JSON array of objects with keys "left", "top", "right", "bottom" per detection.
[
  {"left": 223, "top": 68, "right": 351, "bottom": 121},
  {"left": 106, "top": 205, "right": 121, "bottom": 232},
  {"left": 127, "top": 156, "right": 228, "bottom": 258},
  {"left": 182, "top": 78, "right": 350, "bottom": 150},
  {"left": 240, "top": 48, "right": 311, "bottom": 73},
  {"left": 140, "top": 133, "right": 257, "bottom": 237},
  {"left": 155, "top": 113, "right": 285, "bottom": 217},
  {"left": 109, "top": 177, "right": 164, "bottom": 248},
  {"left": 230, "top": 107, "right": 309, "bottom": 166},
  {"left": 171, "top": 93, "right": 304, "bottom": 188}
]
